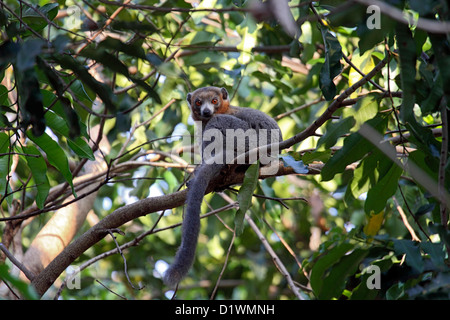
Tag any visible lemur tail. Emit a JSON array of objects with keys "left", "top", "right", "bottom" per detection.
[{"left": 163, "top": 163, "right": 223, "bottom": 286}]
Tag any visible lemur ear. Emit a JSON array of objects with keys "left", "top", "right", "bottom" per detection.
[
  {"left": 220, "top": 87, "right": 228, "bottom": 100},
  {"left": 186, "top": 93, "right": 192, "bottom": 106}
]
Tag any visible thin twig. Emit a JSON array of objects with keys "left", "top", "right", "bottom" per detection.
[
  {"left": 0, "top": 176, "right": 113, "bottom": 222},
  {"left": 244, "top": 214, "right": 305, "bottom": 300},
  {"left": 262, "top": 218, "right": 309, "bottom": 279},
  {"left": 0, "top": 243, "right": 35, "bottom": 281},
  {"left": 275, "top": 97, "right": 324, "bottom": 120},
  {"left": 397, "top": 186, "right": 431, "bottom": 241},
  {"left": 95, "top": 279, "right": 127, "bottom": 299},
  {"left": 75, "top": 0, "right": 133, "bottom": 56},
  {"left": 107, "top": 229, "right": 144, "bottom": 291},
  {"left": 137, "top": 98, "right": 177, "bottom": 129},
  {"left": 439, "top": 99, "right": 448, "bottom": 228},
  {"left": 210, "top": 229, "right": 236, "bottom": 300},
  {"left": 393, "top": 197, "right": 420, "bottom": 241}
]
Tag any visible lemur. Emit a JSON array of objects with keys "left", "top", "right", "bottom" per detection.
[{"left": 163, "top": 86, "right": 282, "bottom": 286}]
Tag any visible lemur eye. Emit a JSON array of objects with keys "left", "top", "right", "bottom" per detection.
[
  {"left": 195, "top": 100, "right": 202, "bottom": 107},
  {"left": 211, "top": 98, "right": 218, "bottom": 104}
]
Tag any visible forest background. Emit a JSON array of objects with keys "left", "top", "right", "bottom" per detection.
[{"left": 0, "top": 0, "right": 449, "bottom": 300}]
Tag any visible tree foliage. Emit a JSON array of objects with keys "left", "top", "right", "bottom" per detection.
[{"left": 0, "top": 0, "right": 449, "bottom": 300}]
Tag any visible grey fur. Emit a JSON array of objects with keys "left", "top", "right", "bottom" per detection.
[{"left": 163, "top": 87, "right": 282, "bottom": 286}]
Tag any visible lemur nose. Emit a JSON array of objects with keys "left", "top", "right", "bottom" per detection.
[{"left": 202, "top": 109, "right": 212, "bottom": 117}]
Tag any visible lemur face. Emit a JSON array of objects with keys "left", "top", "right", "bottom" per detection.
[{"left": 187, "top": 87, "right": 229, "bottom": 121}]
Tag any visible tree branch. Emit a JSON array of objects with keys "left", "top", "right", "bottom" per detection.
[
  {"left": 0, "top": 243, "right": 35, "bottom": 281},
  {"left": 30, "top": 189, "right": 187, "bottom": 296},
  {"left": 351, "top": 0, "right": 450, "bottom": 34},
  {"left": 244, "top": 214, "right": 305, "bottom": 300},
  {"left": 280, "top": 54, "right": 390, "bottom": 151},
  {"left": 29, "top": 158, "right": 318, "bottom": 297},
  {"left": 439, "top": 100, "right": 449, "bottom": 228},
  {"left": 232, "top": 55, "right": 390, "bottom": 166}
]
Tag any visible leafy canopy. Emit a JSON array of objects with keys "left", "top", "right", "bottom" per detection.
[{"left": 0, "top": 0, "right": 449, "bottom": 300}]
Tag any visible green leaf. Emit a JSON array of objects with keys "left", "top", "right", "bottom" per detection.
[
  {"left": 27, "top": 130, "right": 75, "bottom": 196},
  {"left": 319, "top": 248, "right": 368, "bottom": 299},
  {"left": 301, "top": 150, "right": 331, "bottom": 165},
  {"left": 40, "top": 89, "right": 84, "bottom": 139},
  {"left": 310, "top": 242, "right": 355, "bottom": 297},
  {"left": 351, "top": 256, "right": 394, "bottom": 300},
  {"left": 99, "top": 37, "right": 146, "bottom": 60},
  {"left": 0, "top": 132, "right": 12, "bottom": 203},
  {"left": 53, "top": 54, "right": 117, "bottom": 112},
  {"left": 163, "top": 170, "right": 178, "bottom": 192},
  {"left": 386, "top": 282, "right": 405, "bottom": 300},
  {"left": 79, "top": 47, "right": 130, "bottom": 78},
  {"left": 429, "top": 33, "right": 450, "bottom": 106},
  {"left": 67, "top": 138, "right": 95, "bottom": 161},
  {"left": 405, "top": 120, "right": 441, "bottom": 159},
  {"left": 419, "top": 71, "right": 443, "bottom": 115},
  {"left": 326, "top": 1, "right": 365, "bottom": 28},
  {"left": 348, "top": 49, "right": 375, "bottom": 99},
  {"left": 409, "top": 0, "right": 444, "bottom": 17},
  {"left": 59, "top": 97, "right": 81, "bottom": 139},
  {"left": 17, "top": 68, "right": 46, "bottom": 136},
  {"left": 0, "top": 85, "right": 8, "bottom": 106},
  {"left": 0, "top": 8, "right": 7, "bottom": 28},
  {"left": 45, "top": 111, "right": 94, "bottom": 160},
  {"left": 321, "top": 114, "right": 387, "bottom": 181},
  {"left": 395, "top": 25, "right": 441, "bottom": 159},
  {"left": 235, "top": 161, "right": 260, "bottom": 235},
  {"left": 429, "top": 224, "right": 450, "bottom": 250},
  {"left": 68, "top": 79, "right": 96, "bottom": 110},
  {"left": 420, "top": 242, "right": 446, "bottom": 269},
  {"left": 182, "top": 51, "right": 227, "bottom": 68},
  {"left": 188, "top": 30, "right": 220, "bottom": 45},
  {"left": 0, "top": 264, "right": 38, "bottom": 300},
  {"left": 351, "top": 93, "right": 380, "bottom": 129},
  {"left": 234, "top": 209, "right": 245, "bottom": 237},
  {"left": 393, "top": 239, "right": 424, "bottom": 273},
  {"left": 21, "top": 3, "right": 58, "bottom": 32},
  {"left": 0, "top": 40, "right": 20, "bottom": 66},
  {"left": 86, "top": 38, "right": 161, "bottom": 104},
  {"left": 16, "top": 39, "right": 44, "bottom": 72},
  {"left": 345, "top": 150, "right": 380, "bottom": 201},
  {"left": 319, "top": 26, "right": 343, "bottom": 100},
  {"left": 316, "top": 116, "right": 355, "bottom": 150},
  {"left": 364, "top": 160, "right": 402, "bottom": 214},
  {"left": 357, "top": 14, "right": 395, "bottom": 55},
  {"left": 236, "top": 16, "right": 259, "bottom": 65},
  {"left": 396, "top": 24, "right": 417, "bottom": 124},
  {"left": 36, "top": 56, "right": 66, "bottom": 96},
  {"left": 131, "top": 78, "right": 161, "bottom": 104},
  {"left": 22, "top": 145, "right": 50, "bottom": 209}
]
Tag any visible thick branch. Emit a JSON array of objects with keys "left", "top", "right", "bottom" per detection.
[
  {"left": 30, "top": 189, "right": 187, "bottom": 297},
  {"left": 30, "top": 159, "right": 314, "bottom": 297},
  {"left": 352, "top": 0, "right": 450, "bottom": 34},
  {"left": 280, "top": 55, "right": 390, "bottom": 151}
]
